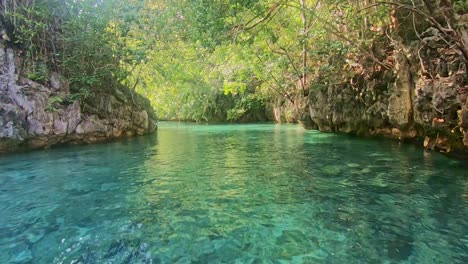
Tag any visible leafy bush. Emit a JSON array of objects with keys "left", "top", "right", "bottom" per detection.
[
  {"left": 26, "top": 63, "right": 49, "bottom": 83},
  {"left": 46, "top": 96, "right": 63, "bottom": 112}
]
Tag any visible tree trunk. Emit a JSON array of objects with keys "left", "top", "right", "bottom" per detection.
[{"left": 300, "top": 0, "right": 308, "bottom": 96}]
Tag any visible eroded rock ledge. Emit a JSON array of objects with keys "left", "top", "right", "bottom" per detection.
[
  {"left": 305, "top": 9, "right": 468, "bottom": 154},
  {"left": 273, "top": 3, "right": 468, "bottom": 155},
  {"left": 0, "top": 45, "right": 157, "bottom": 153}
]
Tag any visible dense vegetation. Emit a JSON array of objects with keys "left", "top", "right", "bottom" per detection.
[{"left": 1, "top": 0, "right": 466, "bottom": 122}]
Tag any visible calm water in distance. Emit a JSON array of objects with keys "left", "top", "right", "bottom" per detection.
[{"left": 0, "top": 122, "right": 467, "bottom": 263}]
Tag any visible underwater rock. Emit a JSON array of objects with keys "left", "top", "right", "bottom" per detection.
[
  {"left": 24, "top": 229, "right": 45, "bottom": 244},
  {"left": 346, "top": 163, "right": 360, "bottom": 168},
  {"left": 321, "top": 166, "right": 342, "bottom": 176},
  {"left": 386, "top": 236, "right": 414, "bottom": 261},
  {"left": 9, "top": 243, "right": 33, "bottom": 263},
  {"left": 360, "top": 168, "right": 371, "bottom": 174},
  {"left": 74, "top": 246, "right": 98, "bottom": 263},
  {"left": 104, "top": 239, "right": 128, "bottom": 259},
  {"left": 277, "top": 230, "right": 309, "bottom": 244}
]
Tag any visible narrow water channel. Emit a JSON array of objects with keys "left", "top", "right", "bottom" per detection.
[{"left": 0, "top": 122, "right": 466, "bottom": 263}]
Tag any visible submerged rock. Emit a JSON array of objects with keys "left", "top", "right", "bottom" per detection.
[
  {"left": 104, "top": 239, "right": 128, "bottom": 259},
  {"left": 386, "top": 236, "right": 414, "bottom": 261},
  {"left": 9, "top": 243, "right": 33, "bottom": 263},
  {"left": 346, "top": 163, "right": 360, "bottom": 168},
  {"left": 277, "top": 230, "right": 308, "bottom": 244},
  {"left": 321, "top": 166, "right": 342, "bottom": 176}
]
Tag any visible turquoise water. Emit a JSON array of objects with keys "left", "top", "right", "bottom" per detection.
[{"left": 0, "top": 122, "right": 467, "bottom": 263}]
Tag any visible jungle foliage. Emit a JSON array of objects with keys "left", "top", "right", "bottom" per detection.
[{"left": 1, "top": 0, "right": 465, "bottom": 122}]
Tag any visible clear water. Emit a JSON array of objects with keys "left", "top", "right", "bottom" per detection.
[{"left": 0, "top": 122, "right": 467, "bottom": 264}]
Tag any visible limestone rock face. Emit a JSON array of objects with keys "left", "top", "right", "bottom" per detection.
[
  {"left": 0, "top": 45, "right": 157, "bottom": 153},
  {"left": 304, "top": 2, "right": 468, "bottom": 153},
  {"left": 306, "top": 42, "right": 467, "bottom": 152},
  {"left": 388, "top": 47, "right": 413, "bottom": 129}
]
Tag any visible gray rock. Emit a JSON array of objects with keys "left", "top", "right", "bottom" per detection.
[
  {"left": 0, "top": 45, "right": 157, "bottom": 153},
  {"left": 303, "top": 39, "right": 466, "bottom": 152}
]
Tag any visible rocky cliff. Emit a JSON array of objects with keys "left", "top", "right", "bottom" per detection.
[
  {"left": 0, "top": 45, "right": 157, "bottom": 153},
  {"left": 303, "top": 3, "right": 468, "bottom": 154}
]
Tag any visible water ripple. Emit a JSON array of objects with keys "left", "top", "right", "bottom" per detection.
[{"left": 0, "top": 122, "right": 467, "bottom": 263}]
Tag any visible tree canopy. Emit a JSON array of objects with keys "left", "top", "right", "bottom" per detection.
[{"left": 1, "top": 0, "right": 466, "bottom": 122}]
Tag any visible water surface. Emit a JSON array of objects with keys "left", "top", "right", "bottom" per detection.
[{"left": 0, "top": 122, "right": 467, "bottom": 263}]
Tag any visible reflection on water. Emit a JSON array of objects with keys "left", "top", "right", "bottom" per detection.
[{"left": 0, "top": 122, "right": 467, "bottom": 263}]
